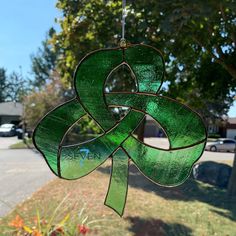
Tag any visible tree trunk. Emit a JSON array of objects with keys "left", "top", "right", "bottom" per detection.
[
  {"left": 227, "top": 150, "right": 236, "bottom": 197},
  {"left": 218, "top": 62, "right": 236, "bottom": 80}
]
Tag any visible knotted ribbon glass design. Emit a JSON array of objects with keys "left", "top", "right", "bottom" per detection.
[{"left": 33, "top": 44, "right": 207, "bottom": 216}]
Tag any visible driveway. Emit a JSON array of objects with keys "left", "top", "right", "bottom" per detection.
[
  {"left": 0, "top": 136, "right": 19, "bottom": 149},
  {"left": 0, "top": 149, "right": 54, "bottom": 217}
]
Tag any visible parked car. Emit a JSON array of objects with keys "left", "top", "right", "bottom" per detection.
[
  {"left": 0, "top": 123, "right": 16, "bottom": 137},
  {"left": 205, "top": 138, "right": 236, "bottom": 152},
  {"left": 15, "top": 128, "right": 32, "bottom": 139},
  {"left": 16, "top": 128, "right": 23, "bottom": 139}
]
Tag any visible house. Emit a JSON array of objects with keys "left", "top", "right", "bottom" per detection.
[
  {"left": 226, "top": 117, "right": 236, "bottom": 139},
  {"left": 0, "top": 102, "right": 23, "bottom": 125},
  {"left": 143, "top": 115, "right": 229, "bottom": 138}
]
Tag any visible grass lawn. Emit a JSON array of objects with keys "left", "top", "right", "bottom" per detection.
[
  {"left": 9, "top": 138, "right": 34, "bottom": 149},
  {"left": 0, "top": 161, "right": 236, "bottom": 236}
]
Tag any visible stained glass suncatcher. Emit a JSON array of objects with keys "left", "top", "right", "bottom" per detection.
[{"left": 33, "top": 44, "right": 207, "bottom": 216}]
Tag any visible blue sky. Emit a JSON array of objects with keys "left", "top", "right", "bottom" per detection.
[
  {"left": 0, "top": 0, "right": 59, "bottom": 77},
  {"left": 228, "top": 102, "right": 236, "bottom": 117},
  {"left": 0, "top": 1, "right": 235, "bottom": 117}
]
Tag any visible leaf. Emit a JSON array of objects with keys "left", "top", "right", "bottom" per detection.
[
  {"left": 23, "top": 226, "right": 33, "bottom": 233},
  {"left": 58, "top": 213, "right": 70, "bottom": 226},
  {"left": 82, "top": 216, "right": 88, "bottom": 225}
]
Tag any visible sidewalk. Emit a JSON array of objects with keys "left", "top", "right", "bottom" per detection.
[
  {"left": 0, "top": 149, "right": 54, "bottom": 217},
  {"left": 0, "top": 137, "right": 19, "bottom": 149}
]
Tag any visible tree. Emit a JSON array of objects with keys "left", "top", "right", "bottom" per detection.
[
  {"left": 6, "top": 71, "right": 27, "bottom": 102},
  {"left": 24, "top": 74, "right": 102, "bottom": 140},
  {"left": 24, "top": 75, "right": 66, "bottom": 129},
  {"left": 156, "top": 0, "right": 236, "bottom": 79},
  {"left": 45, "top": 0, "right": 236, "bottom": 195},
  {"left": 166, "top": 54, "right": 236, "bottom": 121},
  {"left": 50, "top": 0, "right": 236, "bottom": 132},
  {"left": 31, "top": 28, "right": 59, "bottom": 89},
  {"left": 0, "top": 68, "right": 7, "bottom": 102},
  {"left": 26, "top": 29, "right": 73, "bottom": 130},
  {"left": 147, "top": 0, "right": 236, "bottom": 198},
  {"left": 50, "top": 0, "right": 236, "bottom": 110}
]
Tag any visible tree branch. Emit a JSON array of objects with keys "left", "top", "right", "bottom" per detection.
[
  {"left": 193, "top": 36, "right": 236, "bottom": 79},
  {"left": 215, "top": 44, "right": 225, "bottom": 60},
  {"left": 219, "top": 3, "right": 236, "bottom": 46}
]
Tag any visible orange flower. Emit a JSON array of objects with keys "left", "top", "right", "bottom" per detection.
[
  {"left": 33, "top": 216, "right": 38, "bottom": 225},
  {"left": 32, "top": 230, "right": 43, "bottom": 236},
  {"left": 9, "top": 215, "right": 24, "bottom": 228},
  {"left": 33, "top": 216, "right": 47, "bottom": 226}
]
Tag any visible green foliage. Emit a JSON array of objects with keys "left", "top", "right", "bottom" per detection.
[
  {"left": 51, "top": 0, "right": 122, "bottom": 85},
  {"left": 0, "top": 68, "right": 7, "bottom": 102},
  {"left": 0, "top": 68, "right": 27, "bottom": 103},
  {"left": 24, "top": 78, "right": 66, "bottom": 129},
  {"left": 28, "top": 0, "right": 236, "bottom": 123},
  {"left": 31, "top": 28, "right": 59, "bottom": 88},
  {"left": 10, "top": 138, "right": 34, "bottom": 149},
  {"left": 105, "top": 64, "right": 137, "bottom": 120},
  {"left": 157, "top": 0, "right": 236, "bottom": 78},
  {"left": 4, "top": 195, "right": 93, "bottom": 235},
  {"left": 51, "top": 0, "right": 236, "bottom": 78},
  {"left": 44, "top": 0, "right": 235, "bottom": 120},
  {"left": 166, "top": 54, "right": 236, "bottom": 120},
  {"left": 6, "top": 71, "right": 27, "bottom": 102},
  {"left": 62, "top": 115, "right": 104, "bottom": 146}
]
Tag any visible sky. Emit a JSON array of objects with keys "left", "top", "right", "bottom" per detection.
[
  {"left": 0, "top": 0, "right": 60, "bottom": 77},
  {"left": 0, "top": 1, "right": 236, "bottom": 117},
  {"left": 228, "top": 102, "right": 236, "bottom": 117}
]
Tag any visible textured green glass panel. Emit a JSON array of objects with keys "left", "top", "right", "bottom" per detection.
[
  {"left": 34, "top": 99, "right": 86, "bottom": 175},
  {"left": 60, "top": 111, "right": 143, "bottom": 179},
  {"left": 105, "top": 148, "right": 129, "bottom": 216},
  {"left": 106, "top": 93, "right": 206, "bottom": 148},
  {"left": 123, "top": 136, "right": 205, "bottom": 186},
  {"left": 125, "top": 45, "right": 164, "bottom": 93},
  {"left": 75, "top": 49, "right": 123, "bottom": 130},
  {"left": 34, "top": 44, "right": 207, "bottom": 216}
]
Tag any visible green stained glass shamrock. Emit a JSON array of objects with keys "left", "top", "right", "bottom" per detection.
[{"left": 33, "top": 44, "right": 207, "bottom": 216}]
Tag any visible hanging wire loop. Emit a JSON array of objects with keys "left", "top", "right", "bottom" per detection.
[
  {"left": 122, "top": 0, "right": 126, "bottom": 39},
  {"left": 120, "top": 0, "right": 127, "bottom": 48}
]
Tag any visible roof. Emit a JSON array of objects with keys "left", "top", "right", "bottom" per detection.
[
  {"left": 0, "top": 102, "right": 23, "bottom": 116},
  {"left": 228, "top": 117, "right": 236, "bottom": 125}
]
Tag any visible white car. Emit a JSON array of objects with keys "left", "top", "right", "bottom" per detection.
[
  {"left": 205, "top": 138, "right": 236, "bottom": 152},
  {"left": 0, "top": 123, "right": 16, "bottom": 137}
]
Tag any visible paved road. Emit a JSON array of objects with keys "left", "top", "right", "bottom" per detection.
[
  {"left": 0, "top": 137, "right": 19, "bottom": 149},
  {"left": 144, "top": 138, "right": 234, "bottom": 162},
  {"left": 200, "top": 150, "right": 234, "bottom": 162},
  {"left": 0, "top": 149, "right": 54, "bottom": 217}
]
